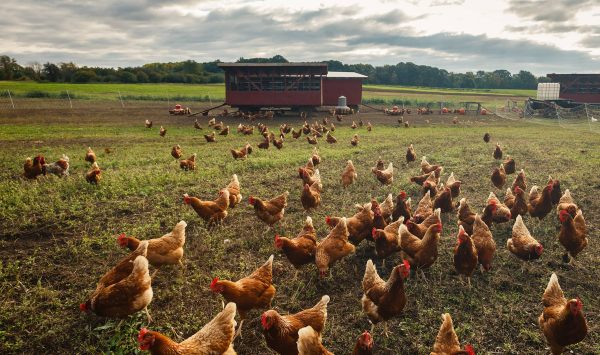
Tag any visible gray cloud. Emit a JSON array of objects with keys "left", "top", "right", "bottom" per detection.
[{"left": 507, "top": 0, "right": 597, "bottom": 22}]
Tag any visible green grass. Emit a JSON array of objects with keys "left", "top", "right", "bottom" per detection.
[
  {"left": 363, "top": 85, "right": 535, "bottom": 97},
  {"left": 0, "top": 104, "right": 598, "bottom": 354}
]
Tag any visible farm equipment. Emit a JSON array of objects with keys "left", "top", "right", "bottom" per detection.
[{"left": 169, "top": 104, "right": 191, "bottom": 115}]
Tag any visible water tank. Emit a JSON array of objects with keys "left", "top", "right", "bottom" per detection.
[
  {"left": 336, "top": 96, "right": 350, "bottom": 113},
  {"left": 337, "top": 96, "right": 347, "bottom": 107}
]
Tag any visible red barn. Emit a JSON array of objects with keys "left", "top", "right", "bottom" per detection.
[
  {"left": 218, "top": 62, "right": 366, "bottom": 111},
  {"left": 546, "top": 73, "right": 600, "bottom": 104}
]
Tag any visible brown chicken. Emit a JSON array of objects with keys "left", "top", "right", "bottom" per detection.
[
  {"left": 406, "top": 208, "right": 441, "bottom": 238},
  {"left": 316, "top": 217, "right": 355, "bottom": 277},
  {"left": 378, "top": 194, "right": 394, "bottom": 221},
  {"left": 145, "top": 119, "right": 152, "bottom": 128},
  {"left": 219, "top": 126, "right": 230, "bottom": 136},
  {"left": 422, "top": 172, "right": 439, "bottom": 197},
  {"left": 326, "top": 132, "right": 337, "bottom": 144},
  {"left": 392, "top": 191, "right": 412, "bottom": 222},
  {"left": 433, "top": 186, "right": 454, "bottom": 213},
  {"left": 507, "top": 215, "right": 543, "bottom": 262},
  {"left": 183, "top": 189, "right": 230, "bottom": 225},
  {"left": 194, "top": 119, "right": 202, "bottom": 130},
  {"left": 341, "top": 160, "right": 357, "bottom": 188},
  {"left": 431, "top": 313, "right": 475, "bottom": 355},
  {"left": 292, "top": 128, "right": 302, "bottom": 139},
  {"left": 457, "top": 198, "right": 476, "bottom": 235},
  {"left": 171, "top": 145, "right": 182, "bottom": 159},
  {"left": 503, "top": 155, "right": 515, "bottom": 174},
  {"left": 297, "top": 326, "right": 333, "bottom": 355},
  {"left": 262, "top": 295, "right": 330, "bottom": 355},
  {"left": 505, "top": 186, "right": 528, "bottom": 218},
  {"left": 375, "top": 157, "right": 385, "bottom": 171},
  {"left": 350, "top": 134, "right": 359, "bottom": 146},
  {"left": 80, "top": 255, "right": 152, "bottom": 320},
  {"left": 549, "top": 176, "right": 562, "bottom": 205},
  {"left": 487, "top": 192, "right": 511, "bottom": 224},
  {"left": 23, "top": 155, "right": 46, "bottom": 179},
  {"left": 366, "top": 121, "right": 372, "bottom": 132},
  {"left": 372, "top": 162, "right": 393, "bottom": 185},
  {"left": 325, "top": 203, "right": 374, "bottom": 245},
  {"left": 493, "top": 142, "right": 502, "bottom": 159},
  {"left": 558, "top": 209, "right": 588, "bottom": 264},
  {"left": 273, "top": 138, "right": 284, "bottom": 149},
  {"left": 138, "top": 302, "right": 237, "bottom": 354},
  {"left": 275, "top": 216, "right": 317, "bottom": 269},
  {"left": 538, "top": 273, "right": 588, "bottom": 355},
  {"left": 528, "top": 183, "right": 553, "bottom": 220},
  {"left": 406, "top": 144, "right": 416, "bottom": 163},
  {"left": 204, "top": 132, "right": 216, "bottom": 142},
  {"left": 330, "top": 123, "right": 335, "bottom": 131},
  {"left": 307, "top": 136, "right": 318, "bottom": 145},
  {"left": 512, "top": 169, "right": 527, "bottom": 192},
  {"left": 453, "top": 226, "right": 478, "bottom": 286},
  {"left": 421, "top": 156, "right": 442, "bottom": 174},
  {"left": 352, "top": 331, "right": 374, "bottom": 355},
  {"left": 491, "top": 164, "right": 506, "bottom": 189},
  {"left": 85, "top": 147, "right": 97, "bottom": 163},
  {"left": 117, "top": 220, "right": 187, "bottom": 272},
  {"left": 301, "top": 182, "right": 321, "bottom": 211},
  {"left": 299, "top": 158, "right": 315, "bottom": 179},
  {"left": 249, "top": 191, "right": 289, "bottom": 226},
  {"left": 351, "top": 121, "right": 357, "bottom": 129},
  {"left": 371, "top": 200, "right": 387, "bottom": 230},
  {"left": 556, "top": 189, "right": 578, "bottom": 218},
  {"left": 258, "top": 136, "right": 270, "bottom": 149},
  {"left": 311, "top": 147, "right": 321, "bottom": 165},
  {"left": 362, "top": 259, "right": 410, "bottom": 334},
  {"left": 471, "top": 214, "right": 496, "bottom": 272},
  {"left": 483, "top": 132, "right": 490, "bottom": 143},
  {"left": 413, "top": 193, "right": 433, "bottom": 223},
  {"left": 225, "top": 174, "right": 242, "bottom": 208},
  {"left": 400, "top": 222, "right": 442, "bottom": 276},
  {"left": 179, "top": 153, "right": 196, "bottom": 171},
  {"left": 159, "top": 126, "right": 167, "bottom": 137},
  {"left": 86, "top": 162, "right": 102, "bottom": 184},
  {"left": 211, "top": 255, "right": 275, "bottom": 328},
  {"left": 446, "top": 172, "right": 461, "bottom": 198}
]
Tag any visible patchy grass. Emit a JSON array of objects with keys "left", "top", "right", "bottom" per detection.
[{"left": 0, "top": 103, "right": 598, "bottom": 354}]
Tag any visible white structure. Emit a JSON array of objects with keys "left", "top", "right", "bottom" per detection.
[{"left": 537, "top": 83, "right": 560, "bottom": 100}]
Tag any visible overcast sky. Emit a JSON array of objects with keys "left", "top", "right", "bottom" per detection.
[{"left": 1, "top": 0, "right": 599, "bottom": 75}]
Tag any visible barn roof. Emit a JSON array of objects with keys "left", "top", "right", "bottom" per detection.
[
  {"left": 218, "top": 62, "right": 326, "bottom": 68},
  {"left": 326, "top": 71, "right": 368, "bottom": 78}
]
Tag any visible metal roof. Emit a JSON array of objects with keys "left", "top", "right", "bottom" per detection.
[
  {"left": 326, "top": 71, "right": 368, "bottom": 78},
  {"left": 218, "top": 63, "right": 327, "bottom": 67}
]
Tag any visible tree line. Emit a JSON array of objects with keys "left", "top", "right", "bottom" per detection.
[{"left": 0, "top": 54, "right": 548, "bottom": 89}]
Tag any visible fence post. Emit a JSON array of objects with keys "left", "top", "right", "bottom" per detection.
[
  {"left": 66, "top": 90, "right": 73, "bottom": 109},
  {"left": 584, "top": 103, "right": 592, "bottom": 132},
  {"left": 7, "top": 89, "right": 15, "bottom": 109},
  {"left": 118, "top": 91, "right": 125, "bottom": 108}
]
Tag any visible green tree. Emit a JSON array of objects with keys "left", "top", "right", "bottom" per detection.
[
  {"left": 73, "top": 69, "right": 97, "bottom": 83},
  {"left": 42, "top": 62, "right": 61, "bottom": 82}
]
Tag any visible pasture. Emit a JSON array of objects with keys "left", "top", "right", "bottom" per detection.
[{"left": 0, "top": 102, "right": 598, "bottom": 354}]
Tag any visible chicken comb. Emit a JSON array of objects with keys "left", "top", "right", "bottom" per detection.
[
  {"left": 274, "top": 235, "right": 282, "bottom": 249},
  {"left": 79, "top": 303, "right": 88, "bottom": 312},
  {"left": 248, "top": 196, "right": 255, "bottom": 205},
  {"left": 209, "top": 277, "right": 219, "bottom": 290},
  {"left": 402, "top": 259, "right": 411, "bottom": 271},
  {"left": 559, "top": 209, "right": 570, "bottom": 221},
  {"left": 399, "top": 191, "right": 407, "bottom": 199},
  {"left": 325, "top": 216, "right": 331, "bottom": 225},
  {"left": 371, "top": 227, "right": 378, "bottom": 238},
  {"left": 138, "top": 328, "right": 149, "bottom": 342},
  {"left": 261, "top": 313, "right": 269, "bottom": 329},
  {"left": 465, "top": 344, "right": 475, "bottom": 355}
]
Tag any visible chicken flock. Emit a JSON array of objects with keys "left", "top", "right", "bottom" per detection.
[{"left": 22, "top": 111, "right": 591, "bottom": 355}]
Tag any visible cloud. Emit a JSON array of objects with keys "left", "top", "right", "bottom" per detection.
[{"left": 507, "top": 0, "right": 597, "bottom": 22}]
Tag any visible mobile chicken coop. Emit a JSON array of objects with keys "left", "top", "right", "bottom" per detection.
[{"left": 217, "top": 62, "right": 367, "bottom": 112}]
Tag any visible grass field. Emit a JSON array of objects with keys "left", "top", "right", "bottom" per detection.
[
  {"left": 363, "top": 85, "right": 535, "bottom": 97},
  {"left": 0, "top": 103, "right": 598, "bottom": 354}
]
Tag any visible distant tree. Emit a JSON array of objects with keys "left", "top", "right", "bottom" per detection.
[
  {"left": 0, "top": 55, "right": 20, "bottom": 80},
  {"left": 42, "top": 62, "right": 61, "bottom": 82},
  {"left": 118, "top": 71, "right": 137, "bottom": 83},
  {"left": 73, "top": 69, "right": 97, "bottom": 83},
  {"left": 136, "top": 70, "right": 149, "bottom": 83},
  {"left": 60, "top": 62, "right": 78, "bottom": 82}
]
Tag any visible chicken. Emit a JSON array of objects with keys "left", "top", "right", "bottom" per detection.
[
  {"left": 493, "top": 143, "right": 502, "bottom": 159},
  {"left": 211, "top": 255, "right": 275, "bottom": 324},
  {"left": 352, "top": 331, "right": 374, "bottom": 355},
  {"left": 422, "top": 172, "right": 439, "bottom": 197},
  {"left": 374, "top": 157, "right": 385, "bottom": 170},
  {"left": 400, "top": 222, "right": 442, "bottom": 273},
  {"left": 372, "top": 217, "right": 404, "bottom": 260},
  {"left": 80, "top": 255, "right": 152, "bottom": 319},
  {"left": 326, "top": 132, "right": 337, "bottom": 144},
  {"left": 556, "top": 189, "right": 578, "bottom": 218},
  {"left": 446, "top": 173, "right": 461, "bottom": 198},
  {"left": 85, "top": 147, "right": 96, "bottom": 163},
  {"left": 299, "top": 158, "right": 315, "bottom": 180},
  {"left": 487, "top": 192, "right": 511, "bottom": 224},
  {"left": 117, "top": 220, "right": 187, "bottom": 272},
  {"left": 406, "top": 144, "right": 416, "bottom": 163},
  {"left": 457, "top": 198, "right": 476, "bottom": 235},
  {"left": 350, "top": 134, "right": 359, "bottom": 146},
  {"left": 351, "top": 121, "right": 357, "bottom": 129},
  {"left": 421, "top": 156, "right": 442, "bottom": 174},
  {"left": 230, "top": 148, "right": 247, "bottom": 160},
  {"left": 219, "top": 126, "right": 230, "bottom": 136},
  {"left": 491, "top": 164, "right": 506, "bottom": 189},
  {"left": 505, "top": 186, "right": 528, "bottom": 218},
  {"left": 329, "top": 123, "right": 335, "bottom": 132},
  {"left": 307, "top": 136, "right": 318, "bottom": 145},
  {"left": 558, "top": 209, "right": 588, "bottom": 264},
  {"left": 183, "top": 189, "right": 230, "bottom": 225},
  {"left": 507, "top": 215, "right": 543, "bottom": 262},
  {"left": 226, "top": 174, "right": 242, "bottom": 208},
  {"left": 453, "top": 226, "right": 478, "bottom": 286},
  {"left": 372, "top": 162, "right": 393, "bottom": 185},
  {"left": 171, "top": 145, "right": 182, "bottom": 159},
  {"left": 258, "top": 136, "right": 270, "bottom": 149},
  {"left": 262, "top": 295, "right": 330, "bottom": 355},
  {"left": 512, "top": 169, "right": 527, "bottom": 192},
  {"left": 273, "top": 138, "right": 284, "bottom": 149},
  {"left": 503, "top": 155, "right": 516, "bottom": 174},
  {"left": 275, "top": 216, "right": 317, "bottom": 269},
  {"left": 179, "top": 153, "right": 197, "bottom": 171},
  {"left": 316, "top": 217, "right": 355, "bottom": 277},
  {"left": 362, "top": 260, "right": 410, "bottom": 333},
  {"left": 528, "top": 183, "right": 553, "bottom": 220},
  {"left": 194, "top": 119, "right": 202, "bottom": 130},
  {"left": 392, "top": 191, "right": 412, "bottom": 222},
  {"left": 145, "top": 119, "right": 152, "bottom": 128},
  {"left": 433, "top": 186, "right": 453, "bottom": 213},
  {"left": 431, "top": 313, "right": 475, "bottom": 355},
  {"left": 538, "top": 273, "right": 588, "bottom": 355},
  {"left": 325, "top": 203, "right": 374, "bottom": 245},
  {"left": 311, "top": 147, "right": 321, "bottom": 166},
  {"left": 43, "top": 154, "right": 69, "bottom": 177},
  {"left": 249, "top": 191, "right": 289, "bottom": 226},
  {"left": 86, "top": 162, "right": 102, "bottom": 184},
  {"left": 378, "top": 193, "right": 394, "bottom": 221},
  {"left": 413, "top": 192, "right": 433, "bottom": 223},
  {"left": 292, "top": 129, "right": 302, "bottom": 139},
  {"left": 371, "top": 199, "right": 387, "bottom": 230},
  {"left": 549, "top": 176, "right": 561, "bottom": 205},
  {"left": 297, "top": 326, "right": 333, "bottom": 355},
  {"left": 301, "top": 181, "right": 321, "bottom": 211},
  {"left": 300, "top": 168, "right": 322, "bottom": 188},
  {"left": 483, "top": 132, "right": 490, "bottom": 143},
  {"left": 366, "top": 122, "right": 372, "bottom": 132},
  {"left": 406, "top": 208, "right": 441, "bottom": 238},
  {"left": 341, "top": 160, "right": 357, "bottom": 188},
  {"left": 204, "top": 132, "right": 216, "bottom": 142},
  {"left": 159, "top": 126, "right": 167, "bottom": 137},
  {"left": 208, "top": 117, "right": 216, "bottom": 126},
  {"left": 138, "top": 302, "right": 237, "bottom": 354}
]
